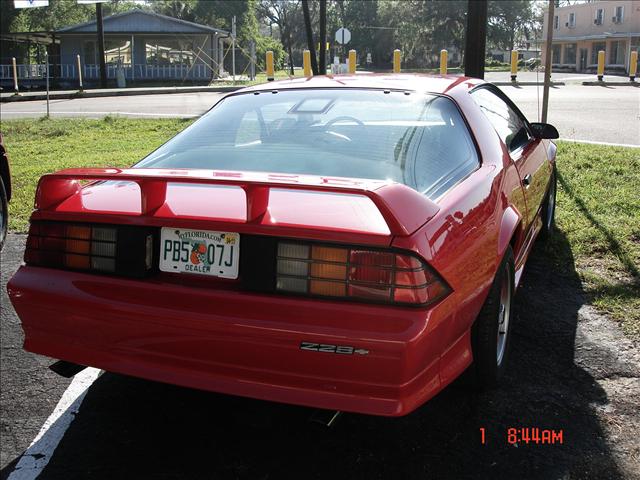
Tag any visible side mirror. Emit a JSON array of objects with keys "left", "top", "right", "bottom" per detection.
[{"left": 530, "top": 122, "right": 559, "bottom": 139}]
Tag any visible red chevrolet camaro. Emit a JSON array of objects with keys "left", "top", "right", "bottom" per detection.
[{"left": 8, "top": 74, "right": 558, "bottom": 416}]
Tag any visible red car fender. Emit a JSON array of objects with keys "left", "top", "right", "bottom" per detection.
[{"left": 498, "top": 204, "right": 522, "bottom": 261}]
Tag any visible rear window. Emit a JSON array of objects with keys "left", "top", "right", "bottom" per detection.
[{"left": 137, "top": 89, "right": 479, "bottom": 198}]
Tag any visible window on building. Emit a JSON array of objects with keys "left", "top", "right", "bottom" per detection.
[
  {"left": 591, "top": 42, "right": 606, "bottom": 64},
  {"left": 552, "top": 44, "right": 562, "bottom": 64},
  {"left": 564, "top": 44, "right": 577, "bottom": 64},
  {"left": 83, "top": 41, "right": 96, "bottom": 65},
  {"left": 610, "top": 41, "right": 625, "bottom": 65},
  {"left": 104, "top": 38, "right": 131, "bottom": 66},
  {"left": 567, "top": 12, "right": 576, "bottom": 28},
  {"left": 553, "top": 15, "right": 559, "bottom": 29},
  {"left": 614, "top": 6, "right": 624, "bottom": 23},
  {"left": 595, "top": 8, "right": 604, "bottom": 25},
  {"left": 145, "top": 38, "right": 197, "bottom": 66}
]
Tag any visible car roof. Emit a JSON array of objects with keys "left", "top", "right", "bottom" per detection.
[{"left": 239, "top": 73, "right": 486, "bottom": 96}]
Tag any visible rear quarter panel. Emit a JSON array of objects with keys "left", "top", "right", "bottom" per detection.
[{"left": 391, "top": 82, "right": 526, "bottom": 384}]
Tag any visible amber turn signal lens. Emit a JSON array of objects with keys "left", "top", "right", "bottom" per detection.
[
  {"left": 311, "top": 262, "right": 346, "bottom": 280},
  {"left": 64, "top": 253, "right": 90, "bottom": 269},
  {"left": 65, "top": 239, "right": 90, "bottom": 254},
  {"left": 312, "top": 245, "right": 348, "bottom": 263},
  {"left": 66, "top": 225, "right": 91, "bottom": 240}
]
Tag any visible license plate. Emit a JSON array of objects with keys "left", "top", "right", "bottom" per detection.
[{"left": 159, "top": 228, "right": 240, "bottom": 279}]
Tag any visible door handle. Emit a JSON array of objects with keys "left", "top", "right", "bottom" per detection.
[{"left": 523, "top": 174, "right": 532, "bottom": 187}]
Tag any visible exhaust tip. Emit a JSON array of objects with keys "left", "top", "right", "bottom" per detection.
[
  {"left": 49, "top": 360, "right": 87, "bottom": 378},
  {"left": 309, "top": 409, "right": 342, "bottom": 428}
]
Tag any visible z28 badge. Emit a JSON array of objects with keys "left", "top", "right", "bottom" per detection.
[{"left": 300, "top": 342, "right": 369, "bottom": 355}]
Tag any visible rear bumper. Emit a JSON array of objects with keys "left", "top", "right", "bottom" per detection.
[{"left": 8, "top": 266, "right": 453, "bottom": 416}]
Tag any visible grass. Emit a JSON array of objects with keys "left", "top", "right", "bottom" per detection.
[
  {"left": 2, "top": 118, "right": 639, "bottom": 336},
  {"left": 3, "top": 117, "right": 193, "bottom": 230},
  {"left": 544, "top": 142, "right": 640, "bottom": 338}
]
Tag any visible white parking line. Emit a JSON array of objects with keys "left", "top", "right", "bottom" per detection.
[
  {"left": 7, "top": 368, "right": 101, "bottom": 480},
  {"left": 560, "top": 138, "right": 640, "bottom": 148}
]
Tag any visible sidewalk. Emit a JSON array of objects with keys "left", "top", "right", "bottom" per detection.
[
  {"left": 1, "top": 84, "right": 242, "bottom": 103},
  {"left": 2, "top": 72, "right": 635, "bottom": 103}
]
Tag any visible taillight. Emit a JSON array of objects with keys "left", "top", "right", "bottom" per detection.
[
  {"left": 276, "top": 241, "right": 449, "bottom": 306},
  {"left": 25, "top": 221, "right": 153, "bottom": 277}
]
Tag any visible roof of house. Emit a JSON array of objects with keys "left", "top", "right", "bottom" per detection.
[{"left": 55, "top": 9, "right": 229, "bottom": 35}]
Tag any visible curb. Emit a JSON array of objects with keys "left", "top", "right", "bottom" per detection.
[
  {"left": 1, "top": 85, "right": 243, "bottom": 103},
  {"left": 493, "top": 81, "right": 566, "bottom": 86},
  {"left": 581, "top": 81, "right": 638, "bottom": 86}
]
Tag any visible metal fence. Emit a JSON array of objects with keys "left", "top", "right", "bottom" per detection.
[{"left": 0, "top": 63, "right": 215, "bottom": 81}]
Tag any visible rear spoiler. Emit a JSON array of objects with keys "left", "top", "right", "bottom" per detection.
[{"left": 35, "top": 168, "right": 440, "bottom": 237}]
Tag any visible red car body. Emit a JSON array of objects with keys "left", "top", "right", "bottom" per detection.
[{"left": 8, "top": 75, "right": 556, "bottom": 416}]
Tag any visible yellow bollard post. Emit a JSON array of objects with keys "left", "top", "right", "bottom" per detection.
[
  {"left": 76, "top": 54, "right": 84, "bottom": 92},
  {"left": 629, "top": 50, "right": 638, "bottom": 82},
  {"left": 440, "top": 49, "right": 448, "bottom": 75},
  {"left": 597, "top": 50, "right": 605, "bottom": 81},
  {"left": 510, "top": 50, "right": 518, "bottom": 82},
  {"left": 393, "top": 49, "right": 401, "bottom": 73},
  {"left": 266, "top": 50, "right": 274, "bottom": 81},
  {"left": 303, "top": 50, "right": 312, "bottom": 77},
  {"left": 12, "top": 57, "right": 19, "bottom": 95},
  {"left": 348, "top": 50, "right": 356, "bottom": 74}
]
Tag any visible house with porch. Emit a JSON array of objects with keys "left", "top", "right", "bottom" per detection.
[
  {"left": 1, "top": 9, "right": 230, "bottom": 87},
  {"left": 56, "top": 9, "right": 229, "bottom": 82},
  {"left": 541, "top": 0, "right": 640, "bottom": 73}
]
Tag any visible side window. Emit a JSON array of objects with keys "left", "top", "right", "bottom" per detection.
[
  {"left": 470, "top": 88, "right": 531, "bottom": 153},
  {"left": 411, "top": 97, "right": 479, "bottom": 197}
]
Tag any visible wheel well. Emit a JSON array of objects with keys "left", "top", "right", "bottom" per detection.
[{"left": 508, "top": 222, "right": 521, "bottom": 258}]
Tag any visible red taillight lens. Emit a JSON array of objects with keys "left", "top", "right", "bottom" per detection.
[
  {"left": 276, "top": 241, "right": 450, "bottom": 306},
  {"left": 25, "top": 221, "right": 118, "bottom": 273}
]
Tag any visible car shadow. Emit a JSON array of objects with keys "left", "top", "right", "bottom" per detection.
[{"left": 3, "top": 230, "right": 625, "bottom": 480}]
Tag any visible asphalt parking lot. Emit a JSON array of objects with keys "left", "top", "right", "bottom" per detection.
[{"left": 2, "top": 230, "right": 639, "bottom": 479}]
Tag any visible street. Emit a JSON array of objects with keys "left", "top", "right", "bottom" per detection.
[{"left": 2, "top": 83, "right": 638, "bottom": 146}]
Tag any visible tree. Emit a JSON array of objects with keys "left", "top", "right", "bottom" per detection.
[
  {"left": 488, "top": 0, "right": 537, "bottom": 51},
  {"left": 258, "top": 0, "right": 299, "bottom": 75},
  {"left": 378, "top": 0, "right": 466, "bottom": 69},
  {"left": 152, "top": 0, "right": 198, "bottom": 21},
  {"left": 301, "top": 0, "right": 318, "bottom": 74}
]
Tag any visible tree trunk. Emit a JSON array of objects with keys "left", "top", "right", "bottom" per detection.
[
  {"left": 287, "top": 34, "right": 294, "bottom": 75},
  {"left": 302, "top": 0, "right": 319, "bottom": 75},
  {"left": 319, "top": 0, "right": 327, "bottom": 75}
]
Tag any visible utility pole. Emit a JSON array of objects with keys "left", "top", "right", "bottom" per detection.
[
  {"left": 96, "top": 2, "right": 107, "bottom": 88},
  {"left": 319, "top": 0, "right": 327, "bottom": 75},
  {"left": 541, "top": 0, "right": 555, "bottom": 123},
  {"left": 464, "top": 0, "right": 488, "bottom": 79},
  {"left": 302, "top": 0, "right": 318, "bottom": 75},
  {"left": 231, "top": 15, "right": 236, "bottom": 84}
]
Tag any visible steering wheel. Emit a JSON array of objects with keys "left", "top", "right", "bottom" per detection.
[
  {"left": 324, "top": 116, "right": 365, "bottom": 128},
  {"left": 320, "top": 116, "right": 364, "bottom": 143}
]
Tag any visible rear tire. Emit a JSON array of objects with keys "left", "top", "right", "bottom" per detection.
[
  {"left": 0, "top": 177, "right": 7, "bottom": 251},
  {"left": 469, "top": 246, "right": 515, "bottom": 388},
  {"left": 539, "top": 167, "right": 557, "bottom": 241}
]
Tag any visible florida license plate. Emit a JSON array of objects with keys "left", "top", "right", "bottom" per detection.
[{"left": 159, "top": 228, "right": 240, "bottom": 279}]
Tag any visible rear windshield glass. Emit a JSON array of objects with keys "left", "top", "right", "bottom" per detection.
[{"left": 136, "top": 89, "right": 479, "bottom": 198}]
